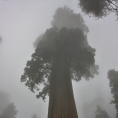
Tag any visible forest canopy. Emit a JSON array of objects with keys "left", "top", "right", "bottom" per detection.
[
  {"left": 78, "top": 0, "right": 118, "bottom": 18},
  {"left": 21, "top": 27, "right": 98, "bottom": 100}
]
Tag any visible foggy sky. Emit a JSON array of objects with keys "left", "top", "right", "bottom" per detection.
[{"left": 0, "top": 0, "right": 118, "bottom": 118}]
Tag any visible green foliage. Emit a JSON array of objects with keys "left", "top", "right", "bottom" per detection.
[
  {"left": 0, "top": 103, "right": 18, "bottom": 118},
  {"left": 108, "top": 69, "right": 118, "bottom": 117},
  {"left": 21, "top": 27, "right": 98, "bottom": 100},
  {"left": 95, "top": 105, "right": 109, "bottom": 118},
  {"left": 21, "top": 6, "right": 98, "bottom": 101},
  {"left": 79, "top": 0, "right": 118, "bottom": 18}
]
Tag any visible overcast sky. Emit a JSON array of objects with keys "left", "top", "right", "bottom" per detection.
[{"left": 0, "top": 0, "right": 118, "bottom": 118}]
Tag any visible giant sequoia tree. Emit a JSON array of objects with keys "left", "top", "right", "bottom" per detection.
[
  {"left": 21, "top": 7, "right": 98, "bottom": 118},
  {"left": 108, "top": 69, "right": 118, "bottom": 117},
  {"left": 78, "top": 0, "right": 118, "bottom": 18}
]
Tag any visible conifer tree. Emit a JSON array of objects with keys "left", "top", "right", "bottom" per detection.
[
  {"left": 108, "top": 69, "right": 118, "bottom": 117},
  {"left": 78, "top": 0, "right": 118, "bottom": 18},
  {"left": 21, "top": 6, "right": 98, "bottom": 118}
]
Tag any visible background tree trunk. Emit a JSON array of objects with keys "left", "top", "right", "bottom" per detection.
[{"left": 48, "top": 56, "right": 78, "bottom": 118}]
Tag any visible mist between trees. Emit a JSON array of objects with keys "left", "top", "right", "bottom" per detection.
[
  {"left": 0, "top": 3, "right": 118, "bottom": 118},
  {"left": 20, "top": 6, "right": 116, "bottom": 118},
  {"left": 0, "top": 91, "right": 39, "bottom": 118}
]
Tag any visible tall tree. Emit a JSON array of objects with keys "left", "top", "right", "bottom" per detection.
[
  {"left": 78, "top": 0, "right": 118, "bottom": 18},
  {"left": 108, "top": 69, "right": 118, "bottom": 117},
  {"left": 95, "top": 105, "right": 109, "bottom": 118},
  {"left": 0, "top": 103, "right": 17, "bottom": 118},
  {"left": 21, "top": 7, "right": 98, "bottom": 118}
]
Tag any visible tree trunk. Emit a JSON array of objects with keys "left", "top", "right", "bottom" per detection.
[{"left": 48, "top": 56, "right": 78, "bottom": 118}]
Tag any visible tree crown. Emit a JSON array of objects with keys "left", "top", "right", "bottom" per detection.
[
  {"left": 21, "top": 27, "right": 98, "bottom": 100},
  {"left": 33, "top": 6, "right": 89, "bottom": 48},
  {"left": 79, "top": 0, "right": 118, "bottom": 18},
  {"left": 51, "top": 6, "right": 89, "bottom": 32}
]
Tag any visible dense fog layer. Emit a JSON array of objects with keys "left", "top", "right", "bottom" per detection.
[{"left": 0, "top": 0, "right": 118, "bottom": 118}]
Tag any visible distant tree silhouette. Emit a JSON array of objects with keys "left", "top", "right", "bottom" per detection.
[
  {"left": 78, "top": 0, "right": 118, "bottom": 18},
  {"left": 108, "top": 69, "right": 118, "bottom": 117},
  {"left": 31, "top": 114, "right": 38, "bottom": 118},
  {"left": 0, "top": 91, "right": 10, "bottom": 115},
  {"left": 0, "top": 36, "right": 2, "bottom": 44},
  {"left": 95, "top": 105, "right": 109, "bottom": 118},
  {"left": 0, "top": 103, "right": 17, "bottom": 118},
  {"left": 21, "top": 6, "right": 98, "bottom": 118}
]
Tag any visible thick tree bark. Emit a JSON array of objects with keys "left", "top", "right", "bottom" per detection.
[{"left": 48, "top": 56, "right": 78, "bottom": 118}]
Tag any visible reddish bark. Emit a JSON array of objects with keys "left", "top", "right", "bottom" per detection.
[{"left": 48, "top": 57, "right": 78, "bottom": 118}]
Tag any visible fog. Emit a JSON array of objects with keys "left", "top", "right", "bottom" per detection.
[{"left": 0, "top": 0, "right": 118, "bottom": 118}]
